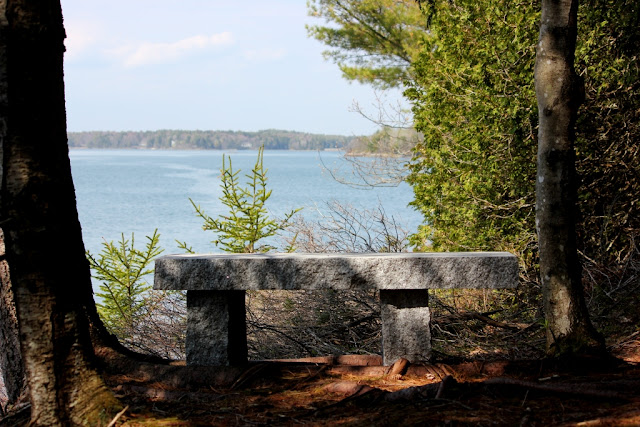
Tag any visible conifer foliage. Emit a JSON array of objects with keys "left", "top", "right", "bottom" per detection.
[
  {"left": 87, "top": 230, "right": 163, "bottom": 341},
  {"left": 187, "top": 146, "right": 300, "bottom": 253},
  {"left": 405, "top": 0, "right": 539, "bottom": 259}
]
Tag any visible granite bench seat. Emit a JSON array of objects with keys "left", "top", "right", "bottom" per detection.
[{"left": 154, "top": 252, "right": 518, "bottom": 366}]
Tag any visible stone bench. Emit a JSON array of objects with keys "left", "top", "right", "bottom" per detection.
[{"left": 153, "top": 252, "right": 518, "bottom": 366}]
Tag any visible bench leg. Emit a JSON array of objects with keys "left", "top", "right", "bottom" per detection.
[
  {"left": 186, "top": 290, "right": 247, "bottom": 366},
  {"left": 379, "top": 289, "right": 431, "bottom": 366}
]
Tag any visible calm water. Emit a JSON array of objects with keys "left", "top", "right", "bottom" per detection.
[{"left": 70, "top": 149, "right": 422, "bottom": 262}]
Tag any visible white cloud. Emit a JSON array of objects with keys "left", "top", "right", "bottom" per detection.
[
  {"left": 110, "top": 32, "right": 234, "bottom": 67},
  {"left": 64, "top": 21, "right": 102, "bottom": 60},
  {"left": 242, "top": 48, "right": 286, "bottom": 62}
]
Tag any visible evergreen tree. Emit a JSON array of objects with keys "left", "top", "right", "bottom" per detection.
[
  {"left": 183, "top": 146, "right": 300, "bottom": 253},
  {"left": 307, "top": 0, "right": 424, "bottom": 89},
  {"left": 405, "top": 0, "right": 539, "bottom": 260},
  {"left": 87, "top": 230, "right": 163, "bottom": 340},
  {"left": 310, "top": 0, "right": 640, "bottom": 280}
]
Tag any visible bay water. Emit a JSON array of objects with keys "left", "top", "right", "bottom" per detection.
[{"left": 69, "top": 149, "right": 422, "bottom": 290}]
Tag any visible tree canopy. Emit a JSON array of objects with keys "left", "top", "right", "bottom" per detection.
[
  {"left": 309, "top": 0, "right": 639, "bottom": 271},
  {"left": 405, "top": 0, "right": 539, "bottom": 261},
  {"left": 307, "top": 0, "right": 425, "bottom": 89},
  {"left": 310, "top": 0, "right": 640, "bottom": 355}
]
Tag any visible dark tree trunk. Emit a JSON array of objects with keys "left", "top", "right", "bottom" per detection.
[
  {"left": 0, "top": 229, "right": 24, "bottom": 404},
  {"left": 534, "top": 0, "right": 604, "bottom": 356},
  {"left": 0, "top": 1, "right": 121, "bottom": 424}
]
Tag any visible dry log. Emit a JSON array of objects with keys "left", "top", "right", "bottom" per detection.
[{"left": 386, "top": 358, "right": 410, "bottom": 380}]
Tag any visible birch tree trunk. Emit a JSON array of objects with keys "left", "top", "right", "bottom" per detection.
[
  {"left": 0, "top": 1, "right": 122, "bottom": 424},
  {"left": 535, "top": 0, "right": 604, "bottom": 356},
  {"left": 0, "top": 229, "right": 24, "bottom": 405}
]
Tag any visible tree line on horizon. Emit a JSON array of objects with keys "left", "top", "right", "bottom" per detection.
[{"left": 67, "top": 129, "right": 360, "bottom": 151}]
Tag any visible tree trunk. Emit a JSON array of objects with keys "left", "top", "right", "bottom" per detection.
[
  {"left": 0, "top": 1, "right": 121, "bottom": 424},
  {"left": 534, "top": 0, "right": 603, "bottom": 356},
  {"left": 0, "top": 229, "right": 25, "bottom": 405}
]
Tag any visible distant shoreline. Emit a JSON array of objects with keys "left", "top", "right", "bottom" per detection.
[
  {"left": 68, "top": 129, "right": 360, "bottom": 151},
  {"left": 69, "top": 145, "right": 346, "bottom": 152},
  {"left": 344, "top": 151, "right": 411, "bottom": 159}
]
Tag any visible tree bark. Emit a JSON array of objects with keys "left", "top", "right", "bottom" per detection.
[
  {"left": 0, "top": 229, "right": 25, "bottom": 405},
  {"left": 534, "top": 0, "right": 603, "bottom": 356},
  {"left": 0, "top": 1, "right": 121, "bottom": 424}
]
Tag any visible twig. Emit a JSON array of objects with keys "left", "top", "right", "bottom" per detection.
[
  {"left": 433, "top": 310, "right": 521, "bottom": 331},
  {"left": 106, "top": 405, "right": 129, "bottom": 427},
  {"left": 231, "top": 364, "right": 270, "bottom": 390},
  {"left": 346, "top": 314, "right": 378, "bottom": 329},
  {"left": 292, "top": 366, "right": 328, "bottom": 389},
  {"left": 248, "top": 321, "right": 314, "bottom": 356}
]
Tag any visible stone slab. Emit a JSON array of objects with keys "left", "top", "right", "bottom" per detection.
[
  {"left": 380, "top": 289, "right": 431, "bottom": 365},
  {"left": 154, "top": 252, "right": 519, "bottom": 291},
  {"left": 186, "top": 290, "right": 247, "bottom": 366}
]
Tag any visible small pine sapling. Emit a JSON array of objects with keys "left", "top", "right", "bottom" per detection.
[
  {"left": 182, "top": 146, "right": 301, "bottom": 253},
  {"left": 87, "top": 230, "right": 163, "bottom": 340}
]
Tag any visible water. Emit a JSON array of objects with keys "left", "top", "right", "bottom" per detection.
[
  {"left": 70, "top": 149, "right": 422, "bottom": 268},
  {"left": 1, "top": 149, "right": 424, "bottom": 395}
]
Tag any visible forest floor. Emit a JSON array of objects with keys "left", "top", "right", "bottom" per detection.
[
  {"left": 105, "top": 335, "right": 640, "bottom": 425},
  {"left": 2, "top": 333, "right": 639, "bottom": 426},
  {"left": 0, "top": 332, "right": 640, "bottom": 426}
]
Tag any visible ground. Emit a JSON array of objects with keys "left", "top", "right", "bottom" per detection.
[
  {"left": 5, "top": 343, "right": 639, "bottom": 426},
  {"left": 114, "top": 353, "right": 640, "bottom": 426},
  {"left": 1, "top": 333, "right": 639, "bottom": 426}
]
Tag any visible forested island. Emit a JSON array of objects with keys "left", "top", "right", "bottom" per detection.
[{"left": 68, "top": 129, "right": 359, "bottom": 151}]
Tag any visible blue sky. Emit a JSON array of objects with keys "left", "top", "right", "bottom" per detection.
[{"left": 60, "top": 0, "right": 402, "bottom": 136}]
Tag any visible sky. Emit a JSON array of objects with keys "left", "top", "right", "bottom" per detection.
[{"left": 60, "top": 0, "right": 402, "bottom": 136}]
